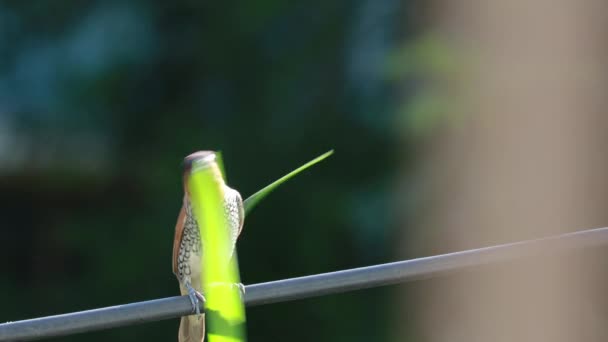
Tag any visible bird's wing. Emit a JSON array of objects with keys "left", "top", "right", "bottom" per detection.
[
  {"left": 172, "top": 201, "right": 187, "bottom": 276},
  {"left": 237, "top": 192, "right": 245, "bottom": 237}
]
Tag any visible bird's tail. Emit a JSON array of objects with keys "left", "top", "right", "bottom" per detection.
[{"left": 178, "top": 314, "right": 205, "bottom": 342}]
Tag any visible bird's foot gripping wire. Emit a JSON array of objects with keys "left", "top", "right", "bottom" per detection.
[
  {"left": 234, "top": 283, "right": 245, "bottom": 300},
  {"left": 186, "top": 284, "right": 206, "bottom": 316}
]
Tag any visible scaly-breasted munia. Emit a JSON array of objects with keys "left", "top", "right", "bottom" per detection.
[{"left": 172, "top": 151, "right": 244, "bottom": 342}]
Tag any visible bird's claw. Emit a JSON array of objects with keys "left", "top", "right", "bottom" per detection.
[
  {"left": 186, "top": 284, "right": 205, "bottom": 316},
  {"left": 234, "top": 283, "right": 245, "bottom": 300}
]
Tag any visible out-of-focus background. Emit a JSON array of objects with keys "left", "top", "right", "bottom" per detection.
[{"left": 3, "top": 1, "right": 608, "bottom": 341}]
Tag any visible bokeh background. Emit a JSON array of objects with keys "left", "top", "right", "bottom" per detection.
[
  {"left": 1, "top": 1, "right": 410, "bottom": 341},
  {"left": 3, "top": 1, "right": 608, "bottom": 341}
]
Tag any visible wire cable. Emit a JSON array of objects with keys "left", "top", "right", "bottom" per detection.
[{"left": 2, "top": 226, "right": 608, "bottom": 341}]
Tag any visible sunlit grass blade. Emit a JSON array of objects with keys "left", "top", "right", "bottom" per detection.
[
  {"left": 188, "top": 157, "right": 246, "bottom": 342},
  {"left": 243, "top": 150, "right": 334, "bottom": 216},
  {"left": 216, "top": 150, "right": 227, "bottom": 180}
]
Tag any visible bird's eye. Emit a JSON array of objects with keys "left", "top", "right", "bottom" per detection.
[{"left": 182, "top": 158, "right": 194, "bottom": 171}]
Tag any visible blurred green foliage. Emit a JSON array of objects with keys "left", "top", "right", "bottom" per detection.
[
  {"left": 0, "top": 1, "right": 424, "bottom": 341},
  {"left": 386, "top": 34, "right": 464, "bottom": 138}
]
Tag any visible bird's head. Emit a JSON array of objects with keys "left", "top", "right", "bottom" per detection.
[{"left": 182, "top": 151, "right": 220, "bottom": 195}]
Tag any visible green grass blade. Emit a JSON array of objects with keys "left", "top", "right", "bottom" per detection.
[
  {"left": 215, "top": 150, "right": 227, "bottom": 180},
  {"left": 243, "top": 150, "right": 334, "bottom": 215},
  {"left": 188, "top": 158, "right": 246, "bottom": 342}
]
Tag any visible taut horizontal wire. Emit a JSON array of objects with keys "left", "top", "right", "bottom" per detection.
[{"left": 2, "top": 226, "right": 608, "bottom": 341}]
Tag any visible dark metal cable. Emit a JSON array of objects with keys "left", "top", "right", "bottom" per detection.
[{"left": 2, "top": 227, "right": 608, "bottom": 341}]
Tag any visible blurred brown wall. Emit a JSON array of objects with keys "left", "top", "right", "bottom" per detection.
[{"left": 398, "top": 0, "right": 608, "bottom": 340}]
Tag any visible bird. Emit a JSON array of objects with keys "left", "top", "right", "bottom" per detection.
[{"left": 172, "top": 151, "right": 244, "bottom": 342}]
